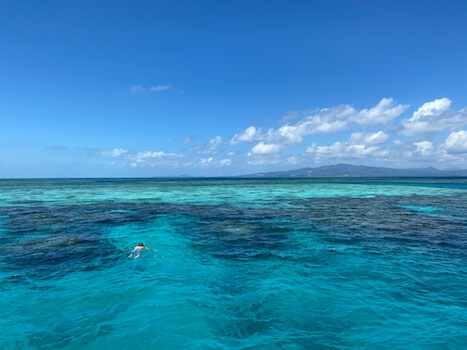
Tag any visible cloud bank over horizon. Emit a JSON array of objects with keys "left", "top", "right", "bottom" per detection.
[{"left": 89, "top": 97, "right": 467, "bottom": 175}]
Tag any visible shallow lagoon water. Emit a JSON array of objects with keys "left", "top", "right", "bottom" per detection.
[{"left": 0, "top": 178, "right": 466, "bottom": 349}]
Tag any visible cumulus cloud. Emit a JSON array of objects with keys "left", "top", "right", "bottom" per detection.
[
  {"left": 231, "top": 98, "right": 408, "bottom": 148},
  {"left": 246, "top": 142, "right": 284, "bottom": 165},
  {"left": 305, "top": 134, "right": 464, "bottom": 168},
  {"left": 227, "top": 99, "right": 408, "bottom": 167},
  {"left": 399, "top": 98, "right": 467, "bottom": 135},
  {"left": 306, "top": 131, "right": 391, "bottom": 161},
  {"left": 231, "top": 126, "right": 262, "bottom": 144},
  {"left": 443, "top": 130, "right": 467, "bottom": 154},
  {"left": 413, "top": 141, "right": 434, "bottom": 156},
  {"left": 348, "top": 131, "right": 390, "bottom": 145},
  {"left": 93, "top": 97, "right": 467, "bottom": 172},
  {"left": 353, "top": 98, "right": 409, "bottom": 125},
  {"left": 414, "top": 98, "right": 451, "bottom": 119},
  {"left": 250, "top": 142, "right": 282, "bottom": 155}
]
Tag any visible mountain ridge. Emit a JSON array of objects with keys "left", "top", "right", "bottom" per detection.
[{"left": 240, "top": 164, "right": 467, "bottom": 177}]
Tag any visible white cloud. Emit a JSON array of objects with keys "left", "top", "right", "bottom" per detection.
[
  {"left": 134, "top": 151, "right": 169, "bottom": 159},
  {"left": 389, "top": 139, "right": 464, "bottom": 167},
  {"left": 97, "top": 148, "right": 178, "bottom": 161},
  {"left": 127, "top": 150, "right": 183, "bottom": 168},
  {"left": 92, "top": 97, "right": 467, "bottom": 173},
  {"left": 287, "top": 156, "right": 300, "bottom": 165},
  {"left": 306, "top": 142, "right": 381, "bottom": 159},
  {"left": 443, "top": 130, "right": 467, "bottom": 154},
  {"left": 414, "top": 141, "right": 434, "bottom": 156},
  {"left": 231, "top": 126, "right": 262, "bottom": 144},
  {"left": 208, "top": 136, "right": 222, "bottom": 150},
  {"left": 99, "top": 148, "right": 129, "bottom": 158},
  {"left": 230, "top": 98, "right": 467, "bottom": 168},
  {"left": 227, "top": 99, "right": 408, "bottom": 167},
  {"left": 199, "top": 157, "right": 214, "bottom": 165},
  {"left": 306, "top": 131, "right": 390, "bottom": 161},
  {"left": 399, "top": 98, "right": 467, "bottom": 135},
  {"left": 130, "top": 84, "right": 173, "bottom": 93},
  {"left": 246, "top": 142, "right": 284, "bottom": 165},
  {"left": 250, "top": 142, "right": 282, "bottom": 155},
  {"left": 150, "top": 84, "right": 172, "bottom": 92},
  {"left": 193, "top": 136, "right": 223, "bottom": 155},
  {"left": 198, "top": 157, "right": 231, "bottom": 167},
  {"left": 414, "top": 98, "right": 451, "bottom": 119},
  {"left": 95, "top": 144, "right": 236, "bottom": 170},
  {"left": 94, "top": 147, "right": 186, "bottom": 169},
  {"left": 281, "top": 110, "right": 305, "bottom": 122},
  {"left": 347, "top": 144, "right": 381, "bottom": 157},
  {"left": 349, "top": 131, "right": 389, "bottom": 145},
  {"left": 275, "top": 123, "right": 310, "bottom": 144},
  {"left": 231, "top": 98, "right": 407, "bottom": 148},
  {"left": 306, "top": 139, "right": 467, "bottom": 168},
  {"left": 219, "top": 158, "right": 232, "bottom": 166},
  {"left": 353, "top": 98, "right": 409, "bottom": 126}
]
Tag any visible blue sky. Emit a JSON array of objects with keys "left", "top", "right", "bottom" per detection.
[{"left": 1, "top": 0, "right": 467, "bottom": 177}]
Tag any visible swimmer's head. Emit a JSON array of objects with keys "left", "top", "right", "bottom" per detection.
[{"left": 138, "top": 243, "right": 144, "bottom": 246}]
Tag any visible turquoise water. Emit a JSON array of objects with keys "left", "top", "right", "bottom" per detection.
[{"left": 0, "top": 178, "right": 466, "bottom": 349}]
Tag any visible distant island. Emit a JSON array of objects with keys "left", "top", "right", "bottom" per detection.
[{"left": 240, "top": 164, "right": 467, "bottom": 177}]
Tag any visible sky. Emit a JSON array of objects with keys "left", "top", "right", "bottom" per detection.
[{"left": 1, "top": 0, "right": 467, "bottom": 178}]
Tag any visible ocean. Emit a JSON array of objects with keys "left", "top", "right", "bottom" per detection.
[{"left": 0, "top": 178, "right": 466, "bottom": 349}]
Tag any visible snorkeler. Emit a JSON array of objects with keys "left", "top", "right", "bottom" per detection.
[{"left": 128, "top": 243, "right": 149, "bottom": 259}]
